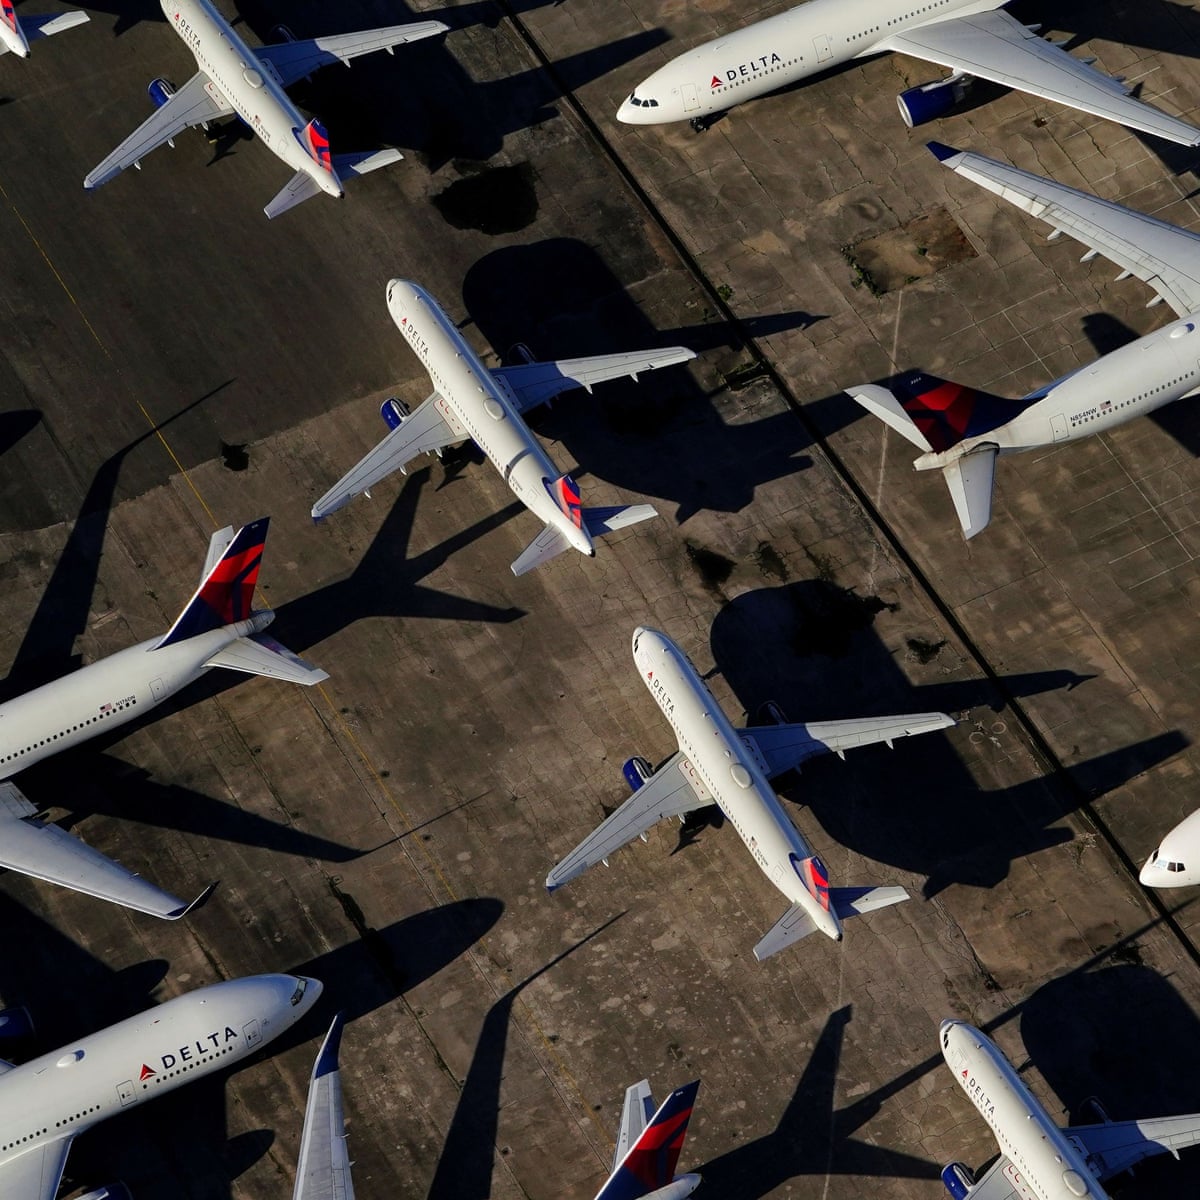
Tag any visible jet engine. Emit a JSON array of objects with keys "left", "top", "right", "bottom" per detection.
[
  {"left": 147, "top": 77, "right": 177, "bottom": 109},
  {"left": 77, "top": 1187, "right": 132, "bottom": 1200},
  {"left": 623, "top": 756, "right": 653, "bottom": 792},
  {"left": 897, "top": 76, "right": 969, "bottom": 128},
  {"left": 941, "top": 1161, "right": 976, "bottom": 1200},
  {"left": 380, "top": 397, "right": 411, "bottom": 430},
  {"left": 0, "top": 1005, "right": 34, "bottom": 1040}
]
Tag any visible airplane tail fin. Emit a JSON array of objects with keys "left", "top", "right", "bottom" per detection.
[
  {"left": 596, "top": 1080, "right": 701, "bottom": 1200},
  {"left": 300, "top": 117, "right": 334, "bottom": 174},
  {"left": 1, "top": 0, "right": 18, "bottom": 34},
  {"left": 157, "top": 518, "right": 268, "bottom": 648},
  {"left": 551, "top": 472, "right": 584, "bottom": 529},
  {"left": 266, "top": 146, "right": 401, "bottom": 218},
  {"left": 848, "top": 371, "right": 1027, "bottom": 454}
]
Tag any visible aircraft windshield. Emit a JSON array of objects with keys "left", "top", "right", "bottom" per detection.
[{"left": 290, "top": 978, "right": 309, "bottom": 1006}]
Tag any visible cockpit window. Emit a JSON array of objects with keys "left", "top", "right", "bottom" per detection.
[
  {"left": 1168, "top": 861, "right": 1186, "bottom": 872},
  {"left": 290, "top": 978, "right": 308, "bottom": 1006},
  {"left": 626, "top": 93, "right": 659, "bottom": 108}
]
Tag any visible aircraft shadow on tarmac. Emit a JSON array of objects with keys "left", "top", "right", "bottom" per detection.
[
  {"left": 700, "top": 580, "right": 1186, "bottom": 899},
  {"left": 461, "top": 239, "right": 819, "bottom": 523},
  {"left": 695, "top": 1005, "right": 940, "bottom": 1196},
  {"left": 0, "top": 409, "right": 40, "bottom": 461},
  {"left": 22, "top": 894, "right": 506, "bottom": 1199},
  {"left": 1081, "top": 312, "right": 1200, "bottom": 457}
]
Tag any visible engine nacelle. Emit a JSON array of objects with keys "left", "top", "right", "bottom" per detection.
[
  {"left": 623, "top": 756, "right": 654, "bottom": 792},
  {"left": 941, "top": 1162, "right": 975, "bottom": 1200},
  {"left": 0, "top": 1006, "right": 34, "bottom": 1040},
  {"left": 270, "top": 23, "right": 296, "bottom": 42},
  {"left": 897, "top": 77, "right": 969, "bottom": 128},
  {"left": 147, "top": 77, "right": 177, "bottom": 109},
  {"left": 77, "top": 1186, "right": 132, "bottom": 1200},
  {"left": 381, "top": 397, "right": 411, "bottom": 430}
]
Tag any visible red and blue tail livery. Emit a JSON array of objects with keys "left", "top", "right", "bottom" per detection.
[
  {"left": 158, "top": 518, "right": 268, "bottom": 648},
  {"left": 597, "top": 1080, "right": 701, "bottom": 1200},
  {"left": 889, "top": 371, "right": 1039, "bottom": 453},
  {"left": 1, "top": 0, "right": 16, "bottom": 32},
  {"left": 551, "top": 473, "right": 584, "bottom": 529},
  {"left": 301, "top": 118, "right": 333, "bottom": 173}
]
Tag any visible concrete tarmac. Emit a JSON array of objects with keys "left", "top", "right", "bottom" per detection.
[{"left": 3, "top": 1, "right": 1200, "bottom": 1198}]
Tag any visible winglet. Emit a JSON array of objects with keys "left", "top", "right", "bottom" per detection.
[
  {"left": 926, "top": 140, "right": 961, "bottom": 163},
  {"left": 168, "top": 880, "right": 220, "bottom": 920},
  {"left": 156, "top": 518, "right": 269, "bottom": 648}
]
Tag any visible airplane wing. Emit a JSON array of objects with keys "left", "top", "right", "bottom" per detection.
[
  {"left": 1067, "top": 1115, "right": 1200, "bottom": 1179},
  {"left": 491, "top": 347, "right": 696, "bottom": 413},
  {"left": 878, "top": 9, "right": 1200, "bottom": 146},
  {"left": 948, "top": 1156, "right": 1019, "bottom": 1200},
  {"left": 256, "top": 21, "right": 448, "bottom": 88},
  {"left": 930, "top": 142, "right": 1200, "bottom": 318},
  {"left": 294, "top": 1015, "right": 355, "bottom": 1200},
  {"left": 0, "top": 1136, "right": 72, "bottom": 1200},
  {"left": 84, "top": 71, "right": 235, "bottom": 190},
  {"left": 312, "top": 394, "right": 463, "bottom": 520},
  {"left": 546, "top": 751, "right": 710, "bottom": 891},
  {"left": 740, "top": 713, "right": 955, "bottom": 777},
  {"left": 0, "top": 782, "right": 211, "bottom": 919}
]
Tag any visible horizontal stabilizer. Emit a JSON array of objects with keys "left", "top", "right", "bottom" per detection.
[
  {"left": 830, "top": 885, "right": 909, "bottom": 918},
  {"left": 204, "top": 633, "right": 329, "bottom": 685},
  {"left": 24, "top": 9, "right": 89, "bottom": 40},
  {"left": 335, "top": 147, "right": 402, "bottom": 179},
  {"left": 847, "top": 384, "right": 934, "bottom": 451},
  {"left": 942, "top": 445, "right": 998, "bottom": 539},
  {"left": 511, "top": 523, "right": 572, "bottom": 576},
  {"left": 265, "top": 169, "right": 323, "bottom": 219},
  {"left": 583, "top": 504, "right": 658, "bottom": 537},
  {"left": 0, "top": 782, "right": 212, "bottom": 919},
  {"left": 754, "top": 903, "right": 819, "bottom": 961}
]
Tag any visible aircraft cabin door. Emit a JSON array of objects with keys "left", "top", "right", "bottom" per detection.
[
  {"left": 149, "top": 677, "right": 167, "bottom": 702},
  {"left": 243, "top": 1019, "right": 262, "bottom": 1048},
  {"left": 681, "top": 82, "right": 699, "bottom": 112},
  {"left": 814, "top": 34, "right": 832, "bottom": 62},
  {"left": 1050, "top": 413, "right": 1069, "bottom": 441},
  {"left": 116, "top": 1079, "right": 136, "bottom": 1107}
]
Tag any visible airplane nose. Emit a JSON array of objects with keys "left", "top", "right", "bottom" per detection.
[{"left": 1139, "top": 854, "right": 1160, "bottom": 885}]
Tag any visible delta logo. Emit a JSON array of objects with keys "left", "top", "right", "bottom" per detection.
[
  {"left": 711, "top": 53, "right": 783, "bottom": 88},
  {"left": 138, "top": 1026, "right": 241, "bottom": 1078}
]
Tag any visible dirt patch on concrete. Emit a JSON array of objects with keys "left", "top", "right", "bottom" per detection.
[{"left": 843, "top": 207, "right": 976, "bottom": 295}]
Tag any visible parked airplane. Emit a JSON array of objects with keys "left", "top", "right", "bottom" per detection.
[
  {"left": 83, "top": 0, "right": 447, "bottom": 217},
  {"left": 940, "top": 1018, "right": 1200, "bottom": 1199},
  {"left": 849, "top": 141, "right": 1200, "bottom": 539},
  {"left": 547, "top": 627, "right": 953, "bottom": 959},
  {"left": 616, "top": 0, "right": 1200, "bottom": 144},
  {"left": 295, "top": 1014, "right": 354, "bottom": 1200},
  {"left": 596, "top": 1078, "right": 701, "bottom": 1200},
  {"left": 0, "top": 0, "right": 87, "bottom": 58},
  {"left": 313, "top": 281, "right": 696, "bottom": 576},
  {"left": 0, "top": 516, "right": 327, "bottom": 919},
  {"left": 1140, "top": 808, "right": 1200, "bottom": 888},
  {"left": 0, "top": 973, "right": 322, "bottom": 1200}
]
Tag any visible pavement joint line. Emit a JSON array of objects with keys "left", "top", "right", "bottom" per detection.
[
  {"left": 0, "top": 174, "right": 217, "bottom": 528},
  {"left": 489, "top": 0, "right": 1200, "bottom": 977}
]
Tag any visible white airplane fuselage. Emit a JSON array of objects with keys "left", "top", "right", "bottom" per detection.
[
  {"left": 387, "top": 280, "right": 596, "bottom": 559},
  {"left": 0, "top": 7, "right": 30, "bottom": 57},
  {"left": 1140, "top": 806, "right": 1200, "bottom": 888},
  {"left": 0, "top": 975, "right": 321, "bottom": 1173},
  {"left": 161, "top": 0, "right": 342, "bottom": 196},
  {"left": 631, "top": 627, "right": 842, "bottom": 940},
  {"left": 914, "top": 313, "right": 1200, "bottom": 471},
  {"left": 942, "top": 1019, "right": 1109, "bottom": 1200},
  {"left": 617, "top": 0, "right": 1004, "bottom": 124},
  {"left": 0, "top": 612, "right": 272, "bottom": 780}
]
